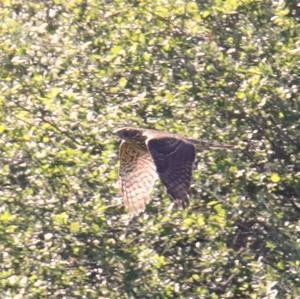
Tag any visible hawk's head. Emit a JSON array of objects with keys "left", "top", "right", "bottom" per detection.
[{"left": 114, "top": 127, "right": 142, "bottom": 141}]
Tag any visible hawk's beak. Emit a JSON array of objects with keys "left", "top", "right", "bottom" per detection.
[{"left": 113, "top": 128, "right": 120, "bottom": 134}]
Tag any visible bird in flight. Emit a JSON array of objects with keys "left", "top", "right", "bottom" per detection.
[{"left": 115, "top": 127, "right": 232, "bottom": 216}]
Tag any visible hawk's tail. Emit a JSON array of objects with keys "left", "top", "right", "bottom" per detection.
[{"left": 186, "top": 138, "right": 234, "bottom": 150}]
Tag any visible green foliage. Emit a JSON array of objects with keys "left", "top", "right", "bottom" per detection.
[{"left": 1, "top": 0, "right": 299, "bottom": 298}]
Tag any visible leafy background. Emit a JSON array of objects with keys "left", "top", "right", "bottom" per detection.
[{"left": 0, "top": 0, "right": 299, "bottom": 298}]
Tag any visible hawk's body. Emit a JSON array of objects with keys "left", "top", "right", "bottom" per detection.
[{"left": 115, "top": 127, "right": 232, "bottom": 215}]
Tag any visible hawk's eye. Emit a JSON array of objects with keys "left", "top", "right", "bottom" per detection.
[
  {"left": 124, "top": 131, "right": 131, "bottom": 137},
  {"left": 127, "top": 130, "right": 138, "bottom": 138}
]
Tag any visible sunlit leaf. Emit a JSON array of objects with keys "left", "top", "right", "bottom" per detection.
[{"left": 270, "top": 173, "right": 281, "bottom": 183}]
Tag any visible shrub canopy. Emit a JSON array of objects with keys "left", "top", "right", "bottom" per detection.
[{"left": 0, "top": 0, "right": 299, "bottom": 298}]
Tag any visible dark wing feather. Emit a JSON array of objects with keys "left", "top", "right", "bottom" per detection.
[{"left": 147, "top": 137, "right": 196, "bottom": 207}]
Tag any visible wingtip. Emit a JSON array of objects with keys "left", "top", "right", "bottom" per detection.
[{"left": 175, "top": 197, "right": 190, "bottom": 209}]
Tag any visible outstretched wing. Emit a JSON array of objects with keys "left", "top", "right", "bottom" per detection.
[
  {"left": 119, "top": 141, "right": 158, "bottom": 215},
  {"left": 147, "top": 137, "right": 196, "bottom": 208}
]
